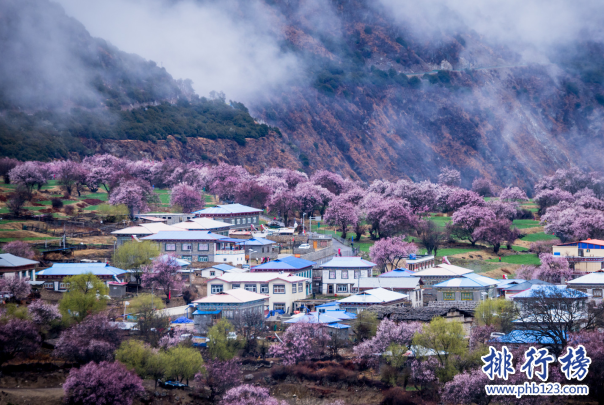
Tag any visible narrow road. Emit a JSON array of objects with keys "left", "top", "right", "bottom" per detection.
[{"left": 331, "top": 237, "right": 352, "bottom": 257}]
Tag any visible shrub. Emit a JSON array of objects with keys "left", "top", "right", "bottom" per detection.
[
  {"left": 271, "top": 366, "right": 288, "bottom": 381},
  {"left": 63, "top": 205, "right": 75, "bottom": 216},
  {"left": 51, "top": 198, "right": 63, "bottom": 209},
  {"left": 381, "top": 388, "right": 414, "bottom": 405},
  {"left": 516, "top": 208, "right": 534, "bottom": 219}
]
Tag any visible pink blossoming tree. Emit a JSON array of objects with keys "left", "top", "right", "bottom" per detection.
[
  {"left": 195, "top": 358, "right": 242, "bottom": 401},
  {"left": 1, "top": 240, "right": 35, "bottom": 259},
  {"left": 269, "top": 323, "right": 330, "bottom": 365},
  {"left": 170, "top": 183, "right": 203, "bottom": 213},
  {"left": 451, "top": 205, "right": 496, "bottom": 246},
  {"left": 369, "top": 236, "right": 418, "bottom": 271},
  {"left": 52, "top": 160, "right": 87, "bottom": 196},
  {"left": 438, "top": 168, "right": 461, "bottom": 187},
  {"left": 0, "top": 276, "right": 31, "bottom": 301},
  {"left": 324, "top": 196, "right": 359, "bottom": 239},
  {"left": 515, "top": 254, "right": 573, "bottom": 284},
  {"left": 471, "top": 178, "right": 496, "bottom": 197},
  {"left": 220, "top": 384, "right": 287, "bottom": 405},
  {"left": 311, "top": 170, "right": 347, "bottom": 195},
  {"left": 82, "top": 154, "right": 122, "bottom": 192},
  {"left": 142, "top": 255, "right": 185, "bottom": 303},
  {"left": 472, "top": 218, "right": 517, "bottom": 254},
  {"left": 499, "top": 186, "right": 528, "bottom": 202},
  {"left": 54, "top": 314, "right": 121, "bottom": 364},
  {"left": 0, "top": 318, "right": 40, "bottom": 366},
  {"left": 63, "top": 361, "right": 144, "bottom": 405},
  {"left": 446, "top": 188, "right": 485, "bottom": 211},
  {"left": 8, "top": 161, "right": 46, "bottom": 194},
  {"left": 108, "top": 179, "right": 157, "bottom": 219},
  {"left": 0, "top": 157, "right": 19, "bottom": 184},
  {"left": 294, "top": 182, "right": 333, "bottom": 217},
  {"left": 267, "top": 188, "right": 298, "bottom": 226},
  {"left": 28, "top": 300, "right": 62, "bottom": 326}
]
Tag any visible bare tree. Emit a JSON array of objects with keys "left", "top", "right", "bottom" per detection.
[
  {"left": 416, "top": 220, "right": 448, "bottom": 256},
  {"left": 232, "top": 309, "right": 265, "bottom": 355},
  {"left": 511, "top": 286, "right": 604, "bottom": 356}
]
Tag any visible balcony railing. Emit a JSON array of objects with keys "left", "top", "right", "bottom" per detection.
[{"left": 215, "top": 250, "right": 244, "bottom": 255}]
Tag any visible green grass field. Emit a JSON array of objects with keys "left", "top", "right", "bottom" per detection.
[
  {"left": 521, "top": 232, "right": 558, "bottom": 242},
  {"left": 81, "top": 193, "right": 108, "bottom": 201},
  {"left": 512, "top": 219, "right": 541, "bottom": 229},
  {"left": 512, "top": 245, "right": 529, "bottom": 252},
  {"left": 418, "top": 248, "right": 477, "bottom": 256},
  {"left": 0, "top": 237, "right": 61, "bottom": 242},
  {"left": 428, "top": 214, "right": 452, "bottom": 228},
  {"left": 487, "top": 254, "right": 541, "bottom": 265}
]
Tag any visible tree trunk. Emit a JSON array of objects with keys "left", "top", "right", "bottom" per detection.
[{"left": 493, "top": 243, "right": 500, "bottom": 254}]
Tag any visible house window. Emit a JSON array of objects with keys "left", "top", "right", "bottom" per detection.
[
  {"left": 210, "top": 271, "right": 215, "bottom": 276},
  {"left": 198, "top": 256, "right": 209, "bottom": 262},
  {"left": 253, "top": 217, "right": 257, "bottom": 223},
  {"left": 461, "top": 292, "right": 473, "bottom": 301},
  {"left": 274, "top": 303, "right": 285, "bottom": 311},
  {"left": 298, "top": 282, "right": 303, "bottom": 292},
  {"left": 354, "top": 270, "right": 360, "bottom": 279},
  {"left": 341, "top": 270, "right": 348, "bottom": 279},
  {"left": 443, "top": 292, "right": 455, "bottom": 301},
  {"left": 43, "top": 282, "right": 54, "bottom": 289},
  {"left": 292, "top": 284, "right": 297, "bottom": 293},
  {"left": 181, "top": 256, "right": 192, "bottom": 261},
  {"left": 248, "top": 218, "right": 251, "bottom": 224},
  {"left": 223, "top": 310, "right": 234, "bottom": 319},
  {"left": 329, "top": 270, "right": 336, "bottom": 279},
  {"left": 351, "top": 287, "right": 358, "bottom": 293},
  {"left": 260, "top": 284, "right": 269, "bottom": 293},
  {"left": 245, "top": 284, "right": 257, "bottom": 293},
  {"left": 166, "top": 243, "right": 176, "bottom": 251},
  {"left": 59, "top": 282, "right": 70, "bottom": 290},
  {"left": 274, "top": 285, "right": 285, "bottom": 294},
  {"left": 232, "top": 284, "right": 241, "bottom": 289},
  {"left": 337, "top": 284, "right": 348, "bottom": 293},
  {"left": 237, "top": 218, "right": 241, "bottom": 225},
  {"left": 198, "top": 243, "right": 209, "bottom": 251},
  {"left": 182, "top": 243, "right": 192, "bottom": 251},
  {"left": 594, "top": 289, "right": 603, "bottom": 297},
  {"left": 210, "top": 284, "right": 223, "bottom": 294}
]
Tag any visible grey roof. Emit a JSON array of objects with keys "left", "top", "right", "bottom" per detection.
[
  {"left": 194, "top": 203, "right": 263, "bottom": 215},
  {"left": 37, "top": 263, "right": 126, "bottom": 277},
  {"left": 338, "top": 288, "right": 408, "bottom": 304},
  {"left": 0, "top": 253, "right": 38, "bottom": 268},
  {"left": 366, "top": 305, "right": 475, "bottom": 322},
  {"left": 357, "top": 277, "right": 421, "bottom": 289},
  {"left": 321, "top": 256, "right": 376, "bottom": 268},
  {"left": 141, "top": 231, "right": 229, "bottom": 241},
  {"left": 504, "top": 279, "right": 552, "bottom": 292}
]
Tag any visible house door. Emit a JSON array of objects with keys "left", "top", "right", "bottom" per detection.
[{"left": 328, "top": 284, "right": 333, "bottom": 294}]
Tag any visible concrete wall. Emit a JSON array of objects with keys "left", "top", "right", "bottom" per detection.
[
  {"left": 321, "top": 269, "right": 370, "bottom": 295},
  {"left": 206, "top": 280, "right": 308, "bottom": 312},
  {"left": 156, "top": 241, "right": 216, "bottom": 262}
]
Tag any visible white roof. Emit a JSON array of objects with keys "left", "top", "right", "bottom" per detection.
[
  {"left": 158, "top": 305, "right": 190, "bottom": 318},
  {"left": 208, "top": 273, "right": 308, "bottom": 284},
  {"left": 338, "top": 288, "right": 408, "bottom": 304},
  {"left": 193, "top": 289, "right": 269, "bottom": 304},
  {"left": 413, "top": 264, "right": 473, "bottom": 277},
  {"left": 321, "top": 256, "right": 377, "bottom": 268},
  {"left": 357, "top": 277, "right": 421, "bottom": 289},
  {"left": 0, "top": 253, "right": 38, "bottom": 267},
  {"left": 172, "top": 218, "right": 232, "bottom": 230},
  {"left": 111, "top": 223, "right": 183, "bottom": 235},
  {"left": 568, "top": 272, "right": 604, "bottom": 285}
]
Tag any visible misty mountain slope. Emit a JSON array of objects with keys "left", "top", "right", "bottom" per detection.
[
  {"left": 0, "top": 0, "right": 273, "bottom": 160},
  {"left": 242, "top": 0, "right": 604, "bottom": 189},
  {"left": 3, "top": 0, "right": 604, "bottom": 190}
]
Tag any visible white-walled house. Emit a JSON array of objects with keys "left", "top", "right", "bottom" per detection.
[
  {"left": 356, "top": 277, "right": 424, "bottom": 307},
  {"left": 206, "top": 273, "right": 309, "bottom": 313},
  {"left": 0, "top": 253, "right": 38, "bottom": 280},
  {"left": 197, "top": 264, "right": 248, "bottom": 278},
  {"left": 567, "top": 272, "right": 604, "bottom": 303},
  {"left": 318, "top": 257, "right": 376, "bottom": 295}
]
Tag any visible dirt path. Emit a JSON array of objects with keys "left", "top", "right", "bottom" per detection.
[{"left": 0, "top": 387, "right": 64, "bottom": 405}]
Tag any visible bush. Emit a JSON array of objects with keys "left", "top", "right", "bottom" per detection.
[
  {"left": 380, "top": 364, "right": 399, "bottom": 386},
  {"left": 51, "top": 198, "right": 63, "bottom": 209},
  {"left": 516, "top": 208, "right": 534, "bottom": 219},
  {"left": 381, "top": 388, "right": 414, "bottom": 405},
  {"left": 271, "top": 366, "right": 287, "bottom": 381},
  {"left": 63, "top": 205, "right": 75, "bottom": 216}
]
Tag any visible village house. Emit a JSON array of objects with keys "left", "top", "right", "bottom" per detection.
[
  {"left": 337, "top": 288, "right": 409, "bottom": 313},
  {"left": 137, "top": 213, "right": 196, "bottom": 225},
  {"left": 0, "top": 253, "right": 39, "bottom": 280},
  {"left": 432, "top": 273, "right": 498, "bottom": 306},
  {"left": 196, "top": 264, "right": 248, "bottom": 278},
  {"left": 237, "top": 238, "right": 279, "bottom": 262},
  {"left": 318, "top": 257, "right": 377, "bottom": 296},
  {"left": 284, "top": 309, "right": 356, "bottom": 338},
  {"left": 251, "top": 256, "right": 315, "bottom": 282},
  {"left": 36, "top": 263, "right": 128, "bottom": 292},
  {"left": 494, "top": 279, "right": 526, "bottom": 297},
  {"left": 501, "top": 279, "right": 552, "bottom": 299},
  {"left": 191, "top": 288, "right": 268, "bottom": 334},
  {"left": 379, "top": 268, "right": 415, "bottom": 278},
  {"left": 367, "top": 305, "right": 475, "bottom": 335},
  {"left": 141, "top": 231, "right": 245, "bottom": 265},
  {"left": 171, "top": 218, "right": 233, "bottom": 235},
  {"left": 553, "top": 239, "right": 604, "bottom": 273},
  {"left": 411, "top": 263, "right": 473, "bottom": 286},
  {"left": 206, "top": 272, "right": 309, "bottom": 313},
  {"left": 567, "top": 272, "right": 604, "bottom": 303},
  {"left": 355, "top": 277, "right": 424, "bottom": 307},
  {"left": 111, "top": 223, "right": 184, "bottom": 247},
  {"left": 403, "top": 254, "right": 435, "bottom": 271},
  {"left": 193, "top": 204, "right": 263, "bottom": 230}
]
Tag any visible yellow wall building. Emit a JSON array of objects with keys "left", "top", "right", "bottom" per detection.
[{"left": 553, "top": 239, "right": 604, "bottom": 273}]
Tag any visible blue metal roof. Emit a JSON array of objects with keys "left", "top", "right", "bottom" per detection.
[
  {"left": 379, "top": 268, "right": 415, "bottom": 278},
  {"left": 512, "top": 285, "right": 589, "bottom": 299},
  {"left": 193, "top": 203, "right": 263, "bottom": 215},
  {"left": 252, "top": 256, "right": 315, "bottom": 271},
  {"left": 492, "top": 330, "right": 567, "bottom": 345},
  {"left": 37, "top": 263, "right": 127, "bottom": 277},
  {"left": 316, "top": 302, "right": 340, "bottom": 309},
  {"left": 212, "top": 264, "right": 237, "bottom": 271},
  {"left": 193, "top": 310, "right": 221, "bottom": 315},
  {"left": 141, "top": 231, "right": 229, "bottom": 241},
  {"left": 237, "top": 238, "right": 275, "bottom": 246},
  {"left": 327, "top": 323, "right": 351, "bottom": 329}
]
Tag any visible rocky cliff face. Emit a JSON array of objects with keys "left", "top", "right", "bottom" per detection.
[{"left": 3, "top": 0, "right": 604, "bottom": 190}]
